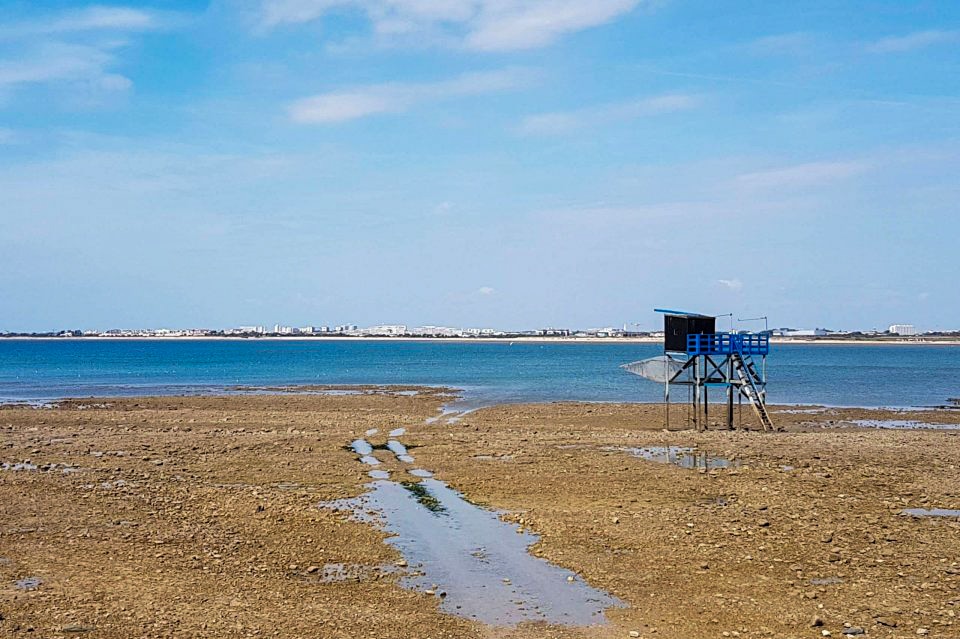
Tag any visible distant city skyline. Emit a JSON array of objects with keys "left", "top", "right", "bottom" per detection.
[
  {"left": 1, "top": 2, "right": 958, "bottom": 331},
  {"left": 0, "top": 319, "right": 943, "bottom": 337}
]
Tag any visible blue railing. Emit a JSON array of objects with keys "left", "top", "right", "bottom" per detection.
[{"left": 686, "top": 332, "right": 770, "bottom": 356}]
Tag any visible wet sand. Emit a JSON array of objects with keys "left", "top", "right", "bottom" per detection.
[{"left": 1, "top": 390, "right": 959, "bottom": 638}]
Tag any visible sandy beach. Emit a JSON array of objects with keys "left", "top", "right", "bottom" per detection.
[{"left": 1, "top": 389, "right": 959, "bottom": 638}]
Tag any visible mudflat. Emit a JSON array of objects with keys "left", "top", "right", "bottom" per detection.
[{"left": 1, "top": 389, "right": 958, "bottom": 638}]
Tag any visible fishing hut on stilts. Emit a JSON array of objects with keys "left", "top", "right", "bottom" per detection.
[{"left": 622, "top": 309, "right": 777, "bottom": 432}]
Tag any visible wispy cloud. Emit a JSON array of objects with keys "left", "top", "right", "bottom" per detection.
[
  {"left": 288, "top": 67, "right": 533, "bottom": 123},
  {"left": 0, "top": 6, "right": 173, "bottom": 100},
  {"left": 718, "top": 278, "right": 743, "bottom": 291},
  {"left": 259, "top": 0, "right": 642, "bottom": 51},
  {"left": 518, "top": 93, "right": 700, "bottom": 135},
  {"left": 477, "top": 286, "right": 495, "bottom": 295},
  {"left": 735, "top": 160, "right": 871, "bottom": 191},
  {"left": 864, "top": 29, "right": 960, "bottom": 54},
  {"left": 0, "top": 42, "right": 130, "bottom": 92},
  {"left": 466, "top": 0, "right": 640, "bottom": 51},
  {"left": 0, "top": 6, "right": 164, "bottom": 40}
]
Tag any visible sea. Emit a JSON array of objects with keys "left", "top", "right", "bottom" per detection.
[{"left": 0, "top": 339, "right": 957, "bottom": 409}]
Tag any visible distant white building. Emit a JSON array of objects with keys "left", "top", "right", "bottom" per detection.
[
  {"left": 774, "top": 328, "right": 830, "bottom": 337},
  {"left": 536, "top": 328, "right": 572, "bottom": 336},
  {"left": 237, "top": 326, "right": 265, "bottom": 334},
  {"left": 361, "top": 325, "right": 407, "bottom": 336},
  {"left": 888, "top": 324, "right": 917, "bottom": 336}
]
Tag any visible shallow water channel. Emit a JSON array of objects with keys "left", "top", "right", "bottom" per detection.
[{"left": 322, "top": 477, "right": 621, "bottom": 626}]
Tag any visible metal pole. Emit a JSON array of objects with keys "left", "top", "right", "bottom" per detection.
[
  {"left": 665, "top": 373, "right": 670, "bottom": 430},
  {"left": 727, "top": 355, "right": 734, "bottom": 430},
  {"left": 693, "top": 356, "right": 700, "bottom": 431},
  {"left": 704, "top": 383, "right": 709, "bottom": 431}
]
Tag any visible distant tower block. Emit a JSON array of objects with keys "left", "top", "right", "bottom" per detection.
[{"left": 622, "top": 309, "right": 777, "bottom": 432}]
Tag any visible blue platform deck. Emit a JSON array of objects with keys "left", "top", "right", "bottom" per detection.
[{"left": 687, "top": 332, "right": 770, "bottom": 356}]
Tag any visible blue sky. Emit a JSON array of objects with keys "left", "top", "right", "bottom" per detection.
[{"left": 1, "top": 1, "right": 958, "bottom": 332}]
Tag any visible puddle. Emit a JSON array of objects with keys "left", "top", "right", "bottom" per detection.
[
  {"left": 389, "top": 428, "right": 407, "bottom": 437},
  {"left": 408, "top": 468, "right": 433, "bottom": 478},
  {"left": 777, "top": 408, "right": 828, "bottom": 415},
  {"left": 903, "top": 508, "right": 960, "bottom": 518},
  {"left": 365, "top": 428, "right": 379, "bottom": 436},
  {"left": 321, "top": 478, "right": 621, "bottom": 626},
  {"left": 617, "top": 446, "right": 739, "bottom": 470},
  {"left": 351, "top": 440, "right": 380, "bottom": 466},
  {"left": 386, "top": 440, "right": 415, "bottom": 463},
  {"left": 810, "top": 577, "right": 844, "bottom": 586},
  {"left": 425, "top": 406, "right": 477, "bottom": 425},
  {"left": 14, "top": 577, "right": 42, "bottom": 590},
  {"left": 368, "top": 470, "right": 391, "bottom": 480},
  {"left": 851, "top": 420, "right": 960, "bottom": 430},
  {"left": 1, "top": 462, "right": 39, "bottom": 471}
]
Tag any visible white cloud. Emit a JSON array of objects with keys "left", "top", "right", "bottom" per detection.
[
  {"left": 289, "top": 67, "right": 532, "bottom": 123},
  {"left": 734, "top": 160, "right": 871, "bottom": 191},
  {"left": 466, "top": 0, "right": 640, "bottom": 51},
  {"left": 0, "top": 42, "right": 130, "bottom": 93},
  {"left": 477, "top": 286, "right": 495, "bottom": 295},
  {"left": 0, "top": 6, "right": 172, "bottom": 100},
  {"left": 0, "top": 6, "right": 163, "bottom": 40},
  {"left": 865, "top": 29, "right": 960, "bottom": 54},
  {"left": 259, "top": 0, "right": 642, "bottom": 51},
  {"left": 718, "top": 278, "right": 743, "bottom": 291},
  {"left": 518, "top": 93, "right": 700, "bottom": 135}
]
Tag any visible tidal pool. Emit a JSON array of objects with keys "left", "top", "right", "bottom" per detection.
[
  {"left": 321, "top": 478, "right": 621, "bottom": 626},
  {"left": 617, "top": 446, "right": 738, "bottom": 470}
]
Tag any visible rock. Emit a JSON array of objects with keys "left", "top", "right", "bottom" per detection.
[
  {"left": 306, "top": 565, "right": 319, "bottom": 574},
  {"left": 811, "top": 616, "right": 824, "bottom": 627},
  {"left": 567, "top": 575, "right": 575, "bottom": 582},
  {"left": 395, "top": 559, "right": 407, "bottom": 568},
  {"left": 875, "top": 617, "right": 897, "bottom": 627},
  {"left": 629, "top": 632, "right": 641, "bottom": 638},
  {"left": 842, "top": 628, "right": 864, "bottom": 636},
  {"left": 916, "top": 629, "right": 929, "bottom": 636}
]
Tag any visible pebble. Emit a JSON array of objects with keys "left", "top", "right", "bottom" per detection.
[
  {"left": 811, "top": 616, "right": 824, "bottom": 627},
  {"left": 629, "top": 632, "right": 640, "bottom": 638},
  {"left": 842, "top": 628, "right": 864, "bottom": 636}
]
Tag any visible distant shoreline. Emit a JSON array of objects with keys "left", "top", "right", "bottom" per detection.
[{"left": 2, "top": 336, "right": 959, "bottom": 346}]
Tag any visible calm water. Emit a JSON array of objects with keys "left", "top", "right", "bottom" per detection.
[{"left": 0, "top": 339, "right": 957, "bottom": 408}]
